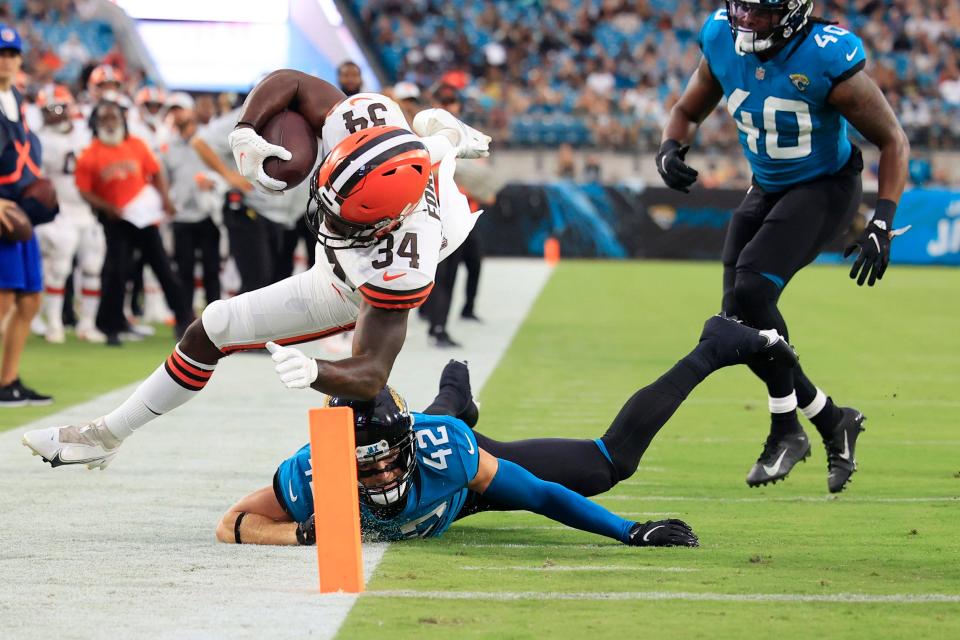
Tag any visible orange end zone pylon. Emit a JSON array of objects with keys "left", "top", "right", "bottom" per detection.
[
  {"left": 309, "top": 406, "right": 364, "bottom": 594},
  {"left": 544, "top": 236, "right": 560, "bottom": 265}
]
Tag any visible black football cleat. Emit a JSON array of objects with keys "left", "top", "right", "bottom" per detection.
[
  {"left": 437, "top": 360, "right": 479, "bottom": 427},
  {"left": 429, "top": 328, "right": 462, "bottom": 349},
  {"left": 14, "top": 379, "right": 53, "bottom": 406},
  {"left": 824, "top": 407, "right": 866, "bottom": 493},
  {"left": 746, "top": 429, "right": 811, "bottom": 487},
  {"left": 699, "top": 314, "right": 798, "bottom": 369}
]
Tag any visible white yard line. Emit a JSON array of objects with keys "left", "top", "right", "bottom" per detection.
[
  {"left": 368, "top": 590, "right": 960, "bottom": 604},
  {"left": 0, "top": 258, "right": 553, "bottom": 640}
]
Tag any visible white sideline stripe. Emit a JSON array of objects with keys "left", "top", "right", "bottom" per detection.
[
  {"left": 367, "top": 590, "right": 960, "bottom": 604},
  {"left": 460, "top": 565, "right": 698, "bottom": 573},
  {"left": 0, "top": 259, "right": 554, "bottom": 640},
  {"left": 594, "top": 495, "right": 960, "bottom": 504}
]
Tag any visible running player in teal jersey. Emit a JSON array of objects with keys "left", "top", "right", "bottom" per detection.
[{"left": 656, "top": 1, "right": 911, "bottom": 492}]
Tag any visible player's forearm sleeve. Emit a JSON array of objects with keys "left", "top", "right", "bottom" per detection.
[{"left": 483, "top": 458, "right": 634, "bottom": 542}]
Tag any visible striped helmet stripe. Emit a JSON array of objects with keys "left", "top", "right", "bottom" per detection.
[
  {"left": 335, "top": 141, "right": 428, "bottom": 197},
  {"left": 327, "top": 127, "right": 409, "bottom": 187},
  {"left": 329, "top": 131, "right": 425, "bottom": 194}
]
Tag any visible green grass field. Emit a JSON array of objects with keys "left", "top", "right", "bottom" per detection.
[
  {"left": 340, "top": 261, "right": 960, "bottom": 639},
  {"left": 4, "top": 262, "right": 957, "bottom": 638},
  {"left": 0, "top": 326, "right": 177, "bottom": 432}
]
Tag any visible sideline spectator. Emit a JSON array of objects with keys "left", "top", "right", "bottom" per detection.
[
  {"left": 0, "top": 24, "right": 56, "bottom": 407},
  {"left": 193, "top": 106, "right": 288, "bottom": 293},
  {"left": 420, "top": 83, "right": 491, "bottom": 346},
  {"left": 163, "top": 108, "right": 221, "bottom": 313},
  {"left": 75, "top": 100, "right": 190, "bottom": 345},
  {"left": 337, "top": 60, "right": 364, "bottom": 96}
]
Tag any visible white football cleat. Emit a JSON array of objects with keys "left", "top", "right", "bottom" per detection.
[
  {"left": 411, "top": 108, "right": 491, "bottom": 159},
  {"left": 44, "top": 326, "right": 66, "bottom": 344},
  {"left": 76, "top": 325, "right": 107, "bottom": 344},
  {"left": 22, "top": 417, "right": 121, "bottom": 470}
]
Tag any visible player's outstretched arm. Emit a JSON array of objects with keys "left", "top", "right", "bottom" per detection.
[
  {"left": 216, "top": 486, "right": 315, "bottom": 546},
  {"left": 469, "top": 449, "right": 698, "bottom": 547},
  {"left": 657, "top": 57, "right": 723, "bottom": 192},
  {"left": 830, "top": 71, "right": 911, "bottom": 287},
  {"left": 237, "top": 69, "right": 346, "bottom": 136},
  {"left": 266, "top": 302, "right": 409, "bottom": 400}
]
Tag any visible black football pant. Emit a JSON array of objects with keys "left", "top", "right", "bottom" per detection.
[
  {"left": 97, "top": 217, "right": 191, "bottom": 336},
  {"left": 424, "top": 342, "right": 720, "bottom": 518},
  {"left": 223, "top": 208, "right": 286, "bottom": 293},
  {"left": 276, "top": 216, "right": 318, "bottom": 281},
  {"left": 173, "top": 218, "right": 221, "bottom": 311},
  {"left": 422, "top": 245, "right": 461, "bottom": 335},
  {"left": 721, "top": 147, "right": 862, "bottom": 414},
  {"left": 459, "top": 231, "right": 482, "bottom": 317}
]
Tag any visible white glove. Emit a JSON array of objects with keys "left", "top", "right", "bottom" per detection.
[
  {"left": 411, "top": 108, "right": 491, "bottom": 159},
  {"left": 227, "top": 126, "right": 293, "bottom": 193},
  {"left": 265, "top": 341, "right": 318, "bottom": 390}
]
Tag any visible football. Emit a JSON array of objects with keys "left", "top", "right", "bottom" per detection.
[
  {"left": 21, "top": 177, "right": 58, "bottom": 211},
  {"left": 0, "top": 203, "right": 33, "bottom": 242},
  {"left": 261, "top": 110, "right": 318, "bottom": 190}
]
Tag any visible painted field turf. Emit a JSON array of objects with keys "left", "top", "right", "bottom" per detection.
[
  {"left": 340, "top": 261, "right": 960, "bottom": 639},
  {"left": 0, "top": 327, "right": 177, "bottom": 432}
]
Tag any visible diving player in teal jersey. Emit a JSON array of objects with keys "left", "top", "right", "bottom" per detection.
[
  {"left": 656, "top": 1, "right": 911, "bottom": 492},
  {"left": 216, "top": 314, "right": 797, "bottom": 547}
]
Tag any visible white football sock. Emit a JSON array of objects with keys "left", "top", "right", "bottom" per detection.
[
  {"left": 79, "top": 279, "right": 100, "bottom": 328},
  {"left": 104, "top": 345, "right": 217, "bottom": 440},
  {"left": 42, "top": 288, "right": 64, "bottom": 330},
  {"left": 768, "top": 392, "right": 798, "bottom": 414},
  {"left": 800, "top": 388, "right": 828, "bottom": 419}
]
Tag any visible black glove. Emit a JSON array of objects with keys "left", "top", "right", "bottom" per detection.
[
  {"left": 656, "top": 139, "right": 698, "bottom": 193},
  {"left": 843, "top": 199, "right": 898, "bottom": 287},
  {"left": 626, "top": 519, "right": 699, "bottom": 547},
  {"left": 296, "top": 515, "right": 315, "bottom": 546}
]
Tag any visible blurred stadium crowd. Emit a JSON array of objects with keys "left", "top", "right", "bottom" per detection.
[
  {"left": 0, "top": 0, "right": 958, "bottom": 401},
  {"left": 349, "top": 0, "right": 960, "bottom": 151}
]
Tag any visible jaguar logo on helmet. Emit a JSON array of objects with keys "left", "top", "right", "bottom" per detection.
[
  {"left": 306, "top": 125, "right": 431, "bottom": 250},
  {"left": 725, "top": 0, "right": 814, "bottom": 55},
  {"left": 327, "top": 386, "right": 416, "bottom": 509}
]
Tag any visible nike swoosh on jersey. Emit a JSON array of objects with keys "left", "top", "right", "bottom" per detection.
[
  {"left": 465, "top": 437, "right": 475, "bottom": 455},
  {"left": 288, "top": 479, "right": 299, "bottom": 503},
  {"left": 383, "top": 272, "right": 406, "bottom": 282},
  {"left": 643, "top": 525, "right": 666, "bottom": 543},
  {"left": 762, "top": 449, "right": 789, "bottom": 476},
  {"left": 846, "top": 48, "right": 859, "bottom": 61}
]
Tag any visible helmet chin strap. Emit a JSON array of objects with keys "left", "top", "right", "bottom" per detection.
[
  {"left": 735, "top": 29, "right": 776, "bottom": 54},
  {"left": 367, "top": 479, "right": 410, "bottom": 506}
]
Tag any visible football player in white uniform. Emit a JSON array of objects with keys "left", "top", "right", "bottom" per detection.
[
  {"left": 23, "top": 69, "right": 491, "bottom": 471},
  {"left": 129, "top": 86, "right": 171, "bottom": 155},
  {"left": 33, "top": 85, "right": 106, "bottom": 343}
]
